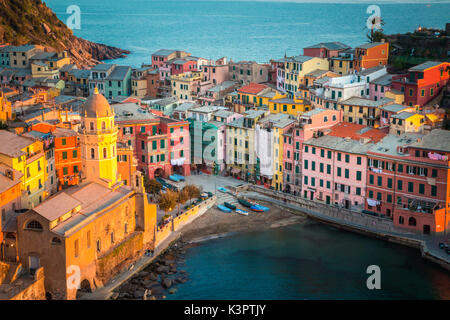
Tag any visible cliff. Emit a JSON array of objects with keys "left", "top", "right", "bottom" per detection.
[{"left": 0, "top": 0, "right": 130, "bottom": 68}]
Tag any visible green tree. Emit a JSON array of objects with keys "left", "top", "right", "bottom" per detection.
[
  {"left": 158, "top": 189, "right": 178, "bottom": 218},
  {"left": 176, "top": 188, "right": 189, "bottom": 214},
  {"left": 144, "top": 177, "right": 162, "bottom": 195},
  {"left": 182, "top": 184, "right": 200, "bottom": 204}
]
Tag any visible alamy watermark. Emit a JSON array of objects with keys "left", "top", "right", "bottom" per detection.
[
  {"left": 66, "top": 5, "right": 81, "bottom": 30},
  {"left": 366, "top": 265, "right": 381, "bottom": 290}
]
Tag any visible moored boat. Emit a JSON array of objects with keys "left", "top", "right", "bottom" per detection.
[
  {"left": 250, "top": 205, "right": 264, "bottom": 212},
  {"left": 217, "top": 187, "right": 229, "bottom": 193},
  {"left": 217, "top": 204, "right": 232, "bottom": 213},
  {"left": 238, "top": 198, "right": 253, "bottom": 208},
  {"left": 224, "top": 202, "right": 236, "bottom": 210},
  {"left": 236, "top": 209, "right": 249, "bottom": 216}
]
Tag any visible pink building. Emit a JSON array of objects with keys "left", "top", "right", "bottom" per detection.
[
  {"left": 202, "top": 64, "right": 230, "bottom": 85},
  {"left": 170, "top": 58, "right": 198, "bottom": 76},
  {"left": 283, "top": 108, "right": 342, "bottom": 195},
  {"left": 301, "top": 122, "right": 386, "bottom": 210},
  {"left": 303, "top": 42, "right": 350, "bottom": 58}
]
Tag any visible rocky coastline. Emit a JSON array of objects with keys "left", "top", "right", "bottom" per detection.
[{"left": 112, "top": 238, "right": 192, "bottom": 300}]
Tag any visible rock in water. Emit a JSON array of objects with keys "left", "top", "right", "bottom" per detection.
[{"left": 161, "top": 278, "right": 172, "bottom": 289}]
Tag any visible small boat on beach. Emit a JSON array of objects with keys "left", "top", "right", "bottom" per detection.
[
  {"left": 217, "top": 204, "right": 232, "bottom": 213},
  {"left": 169, "top": 175, "right": 180, "bottom": 182},
  {"left": 250, "top": 205, "right": 265, "bottom": 212},
  {"left": 217, "top": 187, "right": 230, "bottom": 193},
  {"left": 238, "top": 198, "right": 253, "bottom": 208},
  {"left": 224, "top": 202, "right": 236, "bottom": 210},
  {"left": 236, "top": 209, "right": 249, "bottom": 216}
]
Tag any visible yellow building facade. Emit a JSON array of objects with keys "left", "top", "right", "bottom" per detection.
[
  {"left": 0, "top": 131, "right": 46, "bottom": 208},
  {"left": 268, "top": 95, "right": 311, "bottom": 116},
  {"left": 283, "top": 56, "right": 329, "bottom": 93}
]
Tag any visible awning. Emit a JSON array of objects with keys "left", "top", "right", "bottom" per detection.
[{"left": 231, "top": 168, "right": 241, "bottom": 174}]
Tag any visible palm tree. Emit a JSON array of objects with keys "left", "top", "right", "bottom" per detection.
[{"left": 365, "top": 16, "right": 386, "bottom": 43}]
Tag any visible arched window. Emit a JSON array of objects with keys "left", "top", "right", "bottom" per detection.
[
  {"left": 26, "top": 220, "right": 43, "bottom": 231},
  {"left": 90, "top": 148, "right": 95, "bottom": 159},
  {"left": 399, "top": 216, "right": 404, "bottom": 225},
  {"left": 96, "top": 239, "right": 101, "bottom": 253},
  {"left": 51, "top": 237, "right": 62, "bottom": 245},
  {"left": 90, "top": 122, "right": 94, "bottom": 131},
  {"left": 103, "top": 148, "right": 107, "bottom": 159},
  {"left": 408, "top": 217, "right": 416, "bottom": 226},
  {"left": 110, "top": 232, "right": 115, "bottom": 244},
  {"left": 101, "top": 121, "right": 106, "bottom": 130}
]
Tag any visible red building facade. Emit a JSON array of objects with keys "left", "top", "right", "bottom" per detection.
[{"left": 365, "top": 130, "right": 450, "bottom": 234}]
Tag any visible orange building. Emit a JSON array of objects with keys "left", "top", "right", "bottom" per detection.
[
  {"left": 0, "top": 91, "right": 13, "bottom": 123},
  {"left": 0, "top": 164, "right": 23, "bottom": 249},
  {"left": 31, "top": 123, "right": 81, "bottom": 189},
  {"left": 117, "top": 142, "right": 137, "bottom": 187},
  {"left": 53, "top": 128, "right": 81, "bottom": 188},
  {"left": 354, "top": 41, "right": 389, "bottom": 71}
]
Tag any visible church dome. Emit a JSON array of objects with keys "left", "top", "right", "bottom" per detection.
[{"left": 83, "top": 88, "right": 113, "bottom": 118}]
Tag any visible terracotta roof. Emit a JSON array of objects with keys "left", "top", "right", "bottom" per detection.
[
  {"left": 82, "top": 90, "right": 113, "bottom": 118},
  {"left": 237, "top": 83, "right": 268, "bottom": 95},
  {"left": 327, "top": 122, "right": 386, "bottom": 143}
]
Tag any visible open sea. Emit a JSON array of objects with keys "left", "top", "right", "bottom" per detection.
[
  {"left": 43, "top": 0, "right": 450, "bottom": 299},
  {"left": 44, "top": 0, "right": 450, "bottom": 67}
]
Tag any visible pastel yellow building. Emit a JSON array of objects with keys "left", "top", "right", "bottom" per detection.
[
  {"left": 268, "top": 94, "right": 311, "bottom": 116},
  {"left": 226, "top": 110, "right": 268, "bottom": 179},
  {"left": 78, "top": 88, "right": 120, "bottom": 188},
  {"left": 0, "top": 130, "right": 46, "bottom": 208},
  {"left": 338, "top": 97, "right": 394, "bottom": 127},
  {"left": 171, "top": 72, "right": 203, "bottom": 101},
  {"left": 283, "top": 55, "right": 329, "bottom": 94},
  {"left": 389, "top": 112, "right": 425, "bottom": 135}
]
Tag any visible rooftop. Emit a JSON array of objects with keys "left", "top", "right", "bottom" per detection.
[
  {"left": 304, "top": 134, "right": 375, "bottom": 154},
  {"left": 381, "top": 104, "right": 411, "bottom": 113},
  {"left": 369, "top": 133, "right": 424, "bottom": 157},
  {"left": 238, "top": 83, "right": 268, "bottom": 95},
  {"left": 411, "top": 129, "right": 450, "bottom": 153},
  {"left": 327, "top": 122, "right": 386, "bottom": 143},
  {"left": 391, "top": 111, "right": 419, "bottom": 120},
  {"left": 409, "top": 61, "right": 445, "bottom": 72},
  {"left": 356, "top": 42, "right": 386, "bottom": 50},
  {"left": 339, "top": 96, "right": 393, "bottom": 107},
  {"left": 106, "top": 65, "right": 131, "bottom": 81},
  {"left": 112, "top": 103, "right": 156, "bottom": 122},
  {"left": 90, "top": 63, "right": 116, "bottom": 72},
  {"left": 35, "top": 182, "right": 133, "bottom": 236},
  {"left": 304, "top": 42, "right": 349, "bottom": 51},
  {"left": 0, "top": 130, "right": 35, "bottom": 157},
  {"left": 152, "top": 49, "right": 178, "bottom": 57}
]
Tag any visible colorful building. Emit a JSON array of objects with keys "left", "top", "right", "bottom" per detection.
[
  {"left": 365, "top": 130, "right": 450, "bottom": 234},
  {"left": 105, "top": 66, "right": 132, "bottom": 99},
  {"left": 354, "top": 41, "right": 389, "bottom": 72},
  {"left": 229, "top": 61, "right": 270, "bottom": 85},
  {"left": 113, "top": 102, "right": 190, "bottom": 179},
  {"left": 302, "top": 122, "right": 386, "bottom": 210},
  {"left": 283, "top": 108, "right": 343, "bottom": 195},
  {"left": 391, "top": 61, "right": 450, "bottom": 108},
  {"left": 303, "top": 42, "right": 349, "bottom": 58},
  {"left": 337, "top": 96, "right": 394, "bottom": 127},
  {"left": 389, "top": 112, "right": 425, "bottom": 135},
  {"left": 0, "top": 130, "right": 46, "bottom": 208}
]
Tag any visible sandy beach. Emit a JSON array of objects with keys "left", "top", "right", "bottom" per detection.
[{"left": 180, "top": 200, "right": 307, "bottom": 243}]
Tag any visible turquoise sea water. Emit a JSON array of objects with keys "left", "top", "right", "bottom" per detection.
[
  {"left": 45, "top": 0, "right": 450, "bottom": 67},
  {"left": 168, "top": 221, "right": 450, "bottom": 300}
]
